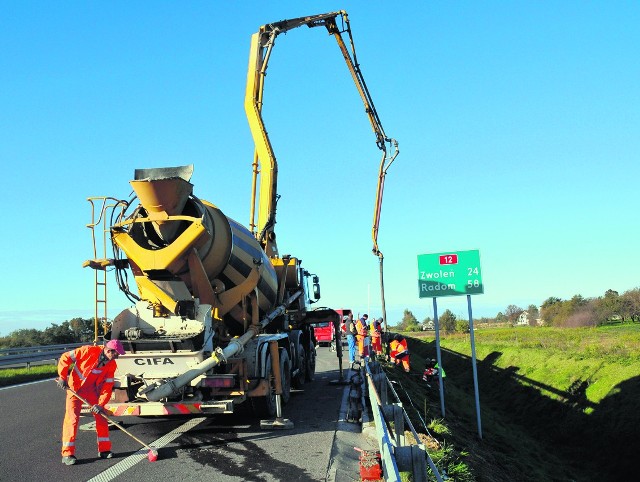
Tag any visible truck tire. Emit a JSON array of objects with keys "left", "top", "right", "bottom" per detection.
[
  {"left": 280, "top": 350, "right": 291, "bottom": 405},
  {"left": 292, "top": 342, "right": 306, "bottom": 389},
  {"left": 305, "top": 339, "right": 316, "bottom": 382}
]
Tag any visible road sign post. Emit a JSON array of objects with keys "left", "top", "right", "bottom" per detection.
[
  {"left": 417, "top": 250, "right": 484, "bottom": 439},
  {"left": 467, "top": 294, "right": 483, "bottom": 439},
  {"left": 432, "top": 297, "right": 445, "bottom": 418}
]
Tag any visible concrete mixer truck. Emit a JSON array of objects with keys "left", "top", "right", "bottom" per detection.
[
  {"left": 86, "top": 164, "right": 329, "bottom": 418},
  {"left": 83, "top": 11, "right": 398, "bottom": 419}
]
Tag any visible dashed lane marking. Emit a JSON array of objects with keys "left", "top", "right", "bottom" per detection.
[{"left": 87, "top": 416, "right": 207, "bottom": 482}]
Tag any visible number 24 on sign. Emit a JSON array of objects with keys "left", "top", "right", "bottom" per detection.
[{"left": 467, "top": 267, "right": 480, "bottom": 288}]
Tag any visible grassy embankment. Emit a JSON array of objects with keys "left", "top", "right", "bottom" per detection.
[
  {"left": 390, "top": 324, "right": 640, "bottom": 481},
  {"left": 0, "top": 364, "right": 57, "bottom": 387}
]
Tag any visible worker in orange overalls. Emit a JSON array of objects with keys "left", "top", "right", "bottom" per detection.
[
  {"left": 370, "top": 317, "right": 383, "bottom": 356},
  {"left": 56, "top": 339, "right": 125, "bottom": 465},
  {"left": 355, "top": 314, "right": 369, "bottom": 360},
  {"left": 389, "top": 334, "right": 410, "bottom": 372}
]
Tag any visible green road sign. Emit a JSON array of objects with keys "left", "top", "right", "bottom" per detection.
[{"left": 417, "top": 250, "right": 483, "bottom": 298}]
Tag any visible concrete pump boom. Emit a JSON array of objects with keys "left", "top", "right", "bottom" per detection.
[
  {"left": 81, "top": 12, "right": 388, "bottom": 417},
  {"left": 244, "top": 10, "right": 399, "bottom": 260}
]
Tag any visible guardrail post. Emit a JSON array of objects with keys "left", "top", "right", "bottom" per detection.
[
  {"left": 380, "top": 373, "right": 388, "bottom": 405},
  {"left": 369, "top": 361, "right": 389, "bottom": 405},
  {"left": 383, "top": 403, "right": 405, "bottom": 446},
  {"left": 395, "top": 444, "right": 428, "bottom": 482},
  {"left": 373, "top": 372, "right": 386, "bottom": 405}
]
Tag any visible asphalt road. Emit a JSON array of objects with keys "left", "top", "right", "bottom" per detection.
[{"left": 0, "top": 346, "right": 375, "bottom": 482}]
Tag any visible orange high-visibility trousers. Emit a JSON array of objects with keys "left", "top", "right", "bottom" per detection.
[
  {"left": 61, "top": 389, "right": 111, "bottom": 456},
  {"left": 356, "top": 335, "right": 370, "bottom": 357},
  {"left": 391, "top": 354, "right": 410, "bottom": 372},
  {"left": 371, "top": 334, "right": 382, "bottom": 354}
]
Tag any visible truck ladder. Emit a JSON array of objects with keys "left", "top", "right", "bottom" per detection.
[{"left": 84, "top": 197, "right": 126, "bottom": 344}]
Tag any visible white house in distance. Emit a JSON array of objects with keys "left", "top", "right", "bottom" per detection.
[
  {"left": 421, "top": 320, "right": 435, "bottom": 330},
  {"left": 517, "top": 309, "right": 542, "bottom": 326}
]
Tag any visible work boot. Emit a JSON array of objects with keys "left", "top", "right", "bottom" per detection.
[
  {"left": 99, "top": 451, "right": 113, "bottom": 459},
  {"left": 62, "top": 455, "right": 77, "bottom": 465}
]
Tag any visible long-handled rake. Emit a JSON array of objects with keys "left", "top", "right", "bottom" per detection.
[{"left": 62, "top": 384, "right": 159, "bottom": 462}]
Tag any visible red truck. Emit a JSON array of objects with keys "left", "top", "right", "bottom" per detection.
[
  {"left": 313, "top": 322, "right": 333, "bottom": 346},
  {"left": 313, "top": 308, "right": 352, "bottom": 347}
]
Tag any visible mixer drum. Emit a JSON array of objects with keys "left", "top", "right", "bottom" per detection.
[{"left": 116, "top": 166, "right": 278, "bottom": 325}]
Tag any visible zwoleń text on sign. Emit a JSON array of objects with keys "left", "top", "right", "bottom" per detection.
[{"left": 417, "top": 250, "right": 483, "bottom": 298}]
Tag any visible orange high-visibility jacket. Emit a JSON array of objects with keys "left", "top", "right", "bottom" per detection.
[
  {"left": 371, "top": 320, "right": 382, "bottom": 336},
  {"left": 389, "top": 338, "right": 408, "bottom": 357},
  {"left": 356, "top": 318, "right": 369, "bottom": 336},
  {"left": 58, "top": 345, "right": 116, "bottom": 406}
]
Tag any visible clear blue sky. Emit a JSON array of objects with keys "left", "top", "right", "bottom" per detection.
[{"left": 1, "top": 1, "right": 639, "bottom": 334}]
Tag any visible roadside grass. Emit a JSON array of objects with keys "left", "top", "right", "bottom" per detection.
[
  {"left": 0, "top": 364, "right": 57, "bottom": 387},
  {"left": 402, "top": 323, "right": 640, "bottom": 481},
  {"left": 422, "top": 324, "right": 640, "bottom": 406}
]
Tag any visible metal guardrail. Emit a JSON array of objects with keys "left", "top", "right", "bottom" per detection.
[
  {"left": 0, "top": 343, "right": 85, "bottom": 369},
  {"left": 364, "top": 360, "right": 444, "bottom": 482}
]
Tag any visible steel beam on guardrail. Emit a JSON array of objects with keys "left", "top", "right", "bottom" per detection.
[
  {"left": 367, "top": 372, "right": 401, "bottom": 481},
  {"left": 365, "top": 360, "right": 442, "bottom": 482},
  {"left": 0, "top": 343, "right": 85, "bottom": 369}
]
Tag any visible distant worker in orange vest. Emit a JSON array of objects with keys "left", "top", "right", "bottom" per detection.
[
  {"left": 371, "top": 317, "right": 383, "bottom": 355},
  {"left": 56, "top": 339, "right": 125, "bottom": 465},
  {"left": 389, "top": 334, "right": 410, "bottom": 372},
  {"left": 355, "top": 314, "right": 369, "bottom": 359}
]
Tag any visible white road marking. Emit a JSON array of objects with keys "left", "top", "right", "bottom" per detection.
[
  {"left": 0, "top": 377, "right": 57, "bottom": 390},
  {"left": 87, "top": 416, "right": 207, "bottom": 482}
]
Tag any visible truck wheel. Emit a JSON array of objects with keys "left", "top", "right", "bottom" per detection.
[
  {"left": 251, "top": 354, "right": 276, "bottom": 418},
  {"left": 305, "top": 339, "right": 316, "bottom": 382},
  {"left": 292, "top": 343, "right": 306, "bottom": 388},
  {"left": 280, "top": 350, "right": 291, "bottom": 405}
]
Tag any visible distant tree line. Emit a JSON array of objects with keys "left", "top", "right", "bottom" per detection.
[
  {"left": 0, "top": 318, "right": 96, "bottom": 348},
  {"left": 394, "top": 308, "right": 470, "bottom": 334},
  {"left": 393, "top": 287, "right": 640, "bottom": 332},
  {"left": 538, "top": 288, "right": 640, "bottom": 327}
]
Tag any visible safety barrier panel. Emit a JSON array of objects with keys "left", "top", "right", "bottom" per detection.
[
  {"left": 364, "top": 360, "right": 444, "bottom": 482},
  {"left": 0, "top": 343, "right": 84, "bottom": 369}
]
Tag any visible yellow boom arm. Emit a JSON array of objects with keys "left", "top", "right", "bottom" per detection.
[{"left": 244, "top": 11, "right": 399, "bottom": 259}]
